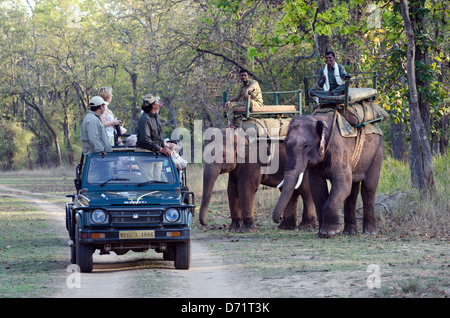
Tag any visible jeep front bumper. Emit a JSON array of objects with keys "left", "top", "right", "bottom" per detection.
[{"left": 77, "top": 227, "right": 190, "bottom": 245}]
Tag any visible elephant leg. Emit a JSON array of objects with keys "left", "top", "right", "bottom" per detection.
[
  {"left": 361, "top": 182, "right": 377, "bottom": 235},
  {"left": 298, "top": 173, "right": 317, "bottom": 230},
  {"left": 360, "top": 172, "right": 380, "bottom": 235},
  {"left": 237, "top": 172, "right": 259, "bottom": 233},
  {"left": 278, "top": 191, "right": 299, "bottom": 230},
  {"left": 318, "top": 175, "right": 352, "bottom": 238},
  {"left": 227, "top": 174, "right": 242, "bottom": 231},
  {"left": 308, "top": 174, "right": 328, "bottom": 231},
  {"left": 343, "top": 182, "right": 360, "bottom": 235},
  {"left": 361, "top": 143, "right": 382, "bottom": 235}
]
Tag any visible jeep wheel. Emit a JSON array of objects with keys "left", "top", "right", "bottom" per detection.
[
  {"left": 75, "top": 225, "right": 94, "bottom": 273},
  {"left": 163, "top": 246, "right": 175, "bottom": 261},
  {"left": 70, "top": 245, "right": 76, "bottom": 264},
  {"left": 174, "top": 241, "right": 191, "bottom": 269}
]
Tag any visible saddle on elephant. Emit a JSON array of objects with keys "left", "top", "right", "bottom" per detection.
[
  {"left": 233, "top": 117, "right": 291, "bottom": 140},
  {"left": 306, "top": 71, "right": 389, "bottom": 137},
  {"left": 223, "top": 88, "right": 303, "bottom": 125},
  {"left": 313, "top": 100, "right": 387, "bottom": 138}
]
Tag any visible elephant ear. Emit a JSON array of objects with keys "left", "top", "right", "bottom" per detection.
[{"left": 316, "top": 120, "right": 328, "bottom": 157}]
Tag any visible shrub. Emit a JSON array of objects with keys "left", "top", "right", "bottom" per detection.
[{"left": 0, "top": 122, "right": 33, "bottom": 170}]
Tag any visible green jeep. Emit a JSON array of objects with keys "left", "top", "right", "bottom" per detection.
[{"left": 65, "top": 147, "right": 195, "bottom": 272}]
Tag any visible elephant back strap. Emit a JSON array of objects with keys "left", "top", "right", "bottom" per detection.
[{"left": 351, "top": 127, "right": 366, "bottom": 171}]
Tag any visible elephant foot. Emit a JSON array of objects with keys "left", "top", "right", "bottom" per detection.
[
  {"left": 238, "top": 223, "right": 256, "bottom": 233},
  {"left": 228, "top": 219, "right": 242, "bottom": 232},
  {"left": 343, "top": 225, "right": 357, "bottom": 235},
  {"left": 298, "top": 219, "right": 317, "bottom": 230},
  {"left": 363, "top": 225, "right": 377, "bottom": 236},
  {"left": 279, "top": 218, "right": 297, "bottom": 230},
  {"left": 317, "top": 223, "right": 341, "bottom": 238}
]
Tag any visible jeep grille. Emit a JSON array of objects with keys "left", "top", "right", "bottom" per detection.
[{"left": 109, "top": 210, "right": 163, "bottom": 226}]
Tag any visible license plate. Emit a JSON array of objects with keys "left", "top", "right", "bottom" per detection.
[{"left": 119, "top": 230, "right": 155, "bottom": 239}]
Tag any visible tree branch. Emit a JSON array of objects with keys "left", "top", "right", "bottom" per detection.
[{"left": 193, "top": 46, "right": 262, "bottom": 82}]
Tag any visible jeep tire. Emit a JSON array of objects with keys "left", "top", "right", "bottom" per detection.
[
  {"left": 163, "top": 246, "right": 175, "bottom": 261},
  {"left": 174, "top": 241, "right": 191, "bottom": 269},
  {"left": 70, "top": 245, "right": 76, "bottom": 264},
  {"left": 76, "top": 224, "right": 94, "bottom": 273}
]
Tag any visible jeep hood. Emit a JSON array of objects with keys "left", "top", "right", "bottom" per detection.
[{"left": 82, "top": 190, "right": 181, "bottom": 206}]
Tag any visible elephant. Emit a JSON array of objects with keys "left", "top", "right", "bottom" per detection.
[
  {"left": 272, "top": 112, "right": 383, "bottom": 238},
  {"left": 199, "top": 127, "right": 316, "bottom": 232}
]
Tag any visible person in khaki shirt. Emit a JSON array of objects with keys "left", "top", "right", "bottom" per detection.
[
  {"left": 80, "top": 96, "right": 112, "bottom": 155},
  {"left": 224, "top": 69, "right": 263, "bottom": 127}
]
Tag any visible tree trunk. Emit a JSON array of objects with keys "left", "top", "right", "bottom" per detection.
[
  {"left": 399, "top": 0, "right": 436, "bottom": 192},
  {"left": 62, "top": 100, "right": 74, "bottom": 166},
  {"left": 315, "top": 0, "right": 331, "bottom": 56}
]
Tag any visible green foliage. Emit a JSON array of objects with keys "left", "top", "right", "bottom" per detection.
[
  {"left": 0, "top": 0, "right": 448, "bottom": 169},
  {"left": 0, "top": 122, "right": 33, "bottom": 170}
]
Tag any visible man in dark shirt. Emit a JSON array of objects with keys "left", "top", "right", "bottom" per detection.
[
  {"left": 135, "top": 94, "right": 173, "bottom": 181},
  {"left": 136, "top": 94, "right": 171, "bottom": 156}
]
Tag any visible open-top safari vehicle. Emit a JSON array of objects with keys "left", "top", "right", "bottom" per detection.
[{"left": 65, "top": 145, "right": 195, "bottom": 272}]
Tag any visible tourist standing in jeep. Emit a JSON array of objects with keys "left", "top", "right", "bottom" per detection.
[
  {"left": 80, "top": 96, "right": 112, "bottom": 155},
  {"left": 136, "top": 94, "right": 172, "bottom": 156}
]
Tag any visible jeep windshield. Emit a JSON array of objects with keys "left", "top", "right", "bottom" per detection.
[{"left": 86, "top": 153, "right": 175, "bottom": 186}]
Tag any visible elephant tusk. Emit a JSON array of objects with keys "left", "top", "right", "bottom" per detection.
[
  {"left": 277, "top": 179, "right": 284, "bottom": 188},
  {"left": 294, "top": 172, "right": 304, "bottom": 189}
]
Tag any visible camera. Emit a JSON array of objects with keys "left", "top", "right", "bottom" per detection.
[{"left": 115, "top": 119, "right": 122, "bottom": 136}]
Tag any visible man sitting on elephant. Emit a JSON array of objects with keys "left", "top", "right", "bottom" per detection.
[
  {"left": 224, "top": 69, "right": 264, "bottom": 128},
  {"left": 309, "top": 51, "right": 351, "bottom": 104}
]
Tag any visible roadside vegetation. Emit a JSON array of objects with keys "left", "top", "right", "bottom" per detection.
[
  {"left": 0, "top": 195, "right": 68, "bottom": 297},
  {"left": 0, "top": 155, "right": 448, "bottom": 298}
]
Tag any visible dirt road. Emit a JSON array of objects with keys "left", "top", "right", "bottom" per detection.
[{"left": 0, "top": 185, "right": 251, "bottom": 298}]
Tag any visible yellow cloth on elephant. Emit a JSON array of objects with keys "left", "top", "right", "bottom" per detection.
[{"left": 234, "top": 117, "right": 291, "bottom": 140}]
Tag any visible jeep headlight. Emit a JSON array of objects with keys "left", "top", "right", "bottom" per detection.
[
  {"left": 91, "top": 209, "right": 107, "bottom": 224},
  {"left": 164, "top": 208, "right": 180, "bottom": 223}
]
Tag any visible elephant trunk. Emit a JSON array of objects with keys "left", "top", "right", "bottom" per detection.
[
  {"left": 199, "top": 163, "right": 222, "bottom": 226},
  {"left": 272, "top": 168, "right": 305, "bottom": 223}
]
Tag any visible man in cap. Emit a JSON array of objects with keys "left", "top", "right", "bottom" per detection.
[{"left": 80, "top": 96, "right": 112, "bottom": 155}]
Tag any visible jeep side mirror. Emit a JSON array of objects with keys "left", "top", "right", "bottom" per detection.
[{"left": 74, "top": 178, "right": 82, "bottom": 190}]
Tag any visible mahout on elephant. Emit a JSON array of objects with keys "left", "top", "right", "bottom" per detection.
[
  {"left": 272, "top": 110, "right": 384, "bottom": 238},
  {"left": 199, "top": 127, "right": 316, "bottom": 233}
]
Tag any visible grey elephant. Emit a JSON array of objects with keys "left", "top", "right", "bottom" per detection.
[
  {"left": 199, "top": 127, "right": 316, "bottom": 232},
  {"left": 272, "top": 113, "right": 383, "bottom": 237}
]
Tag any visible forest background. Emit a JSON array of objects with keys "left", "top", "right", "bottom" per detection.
[{"left": 0, "top": 0, "right": 448, "bottom": 189}]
